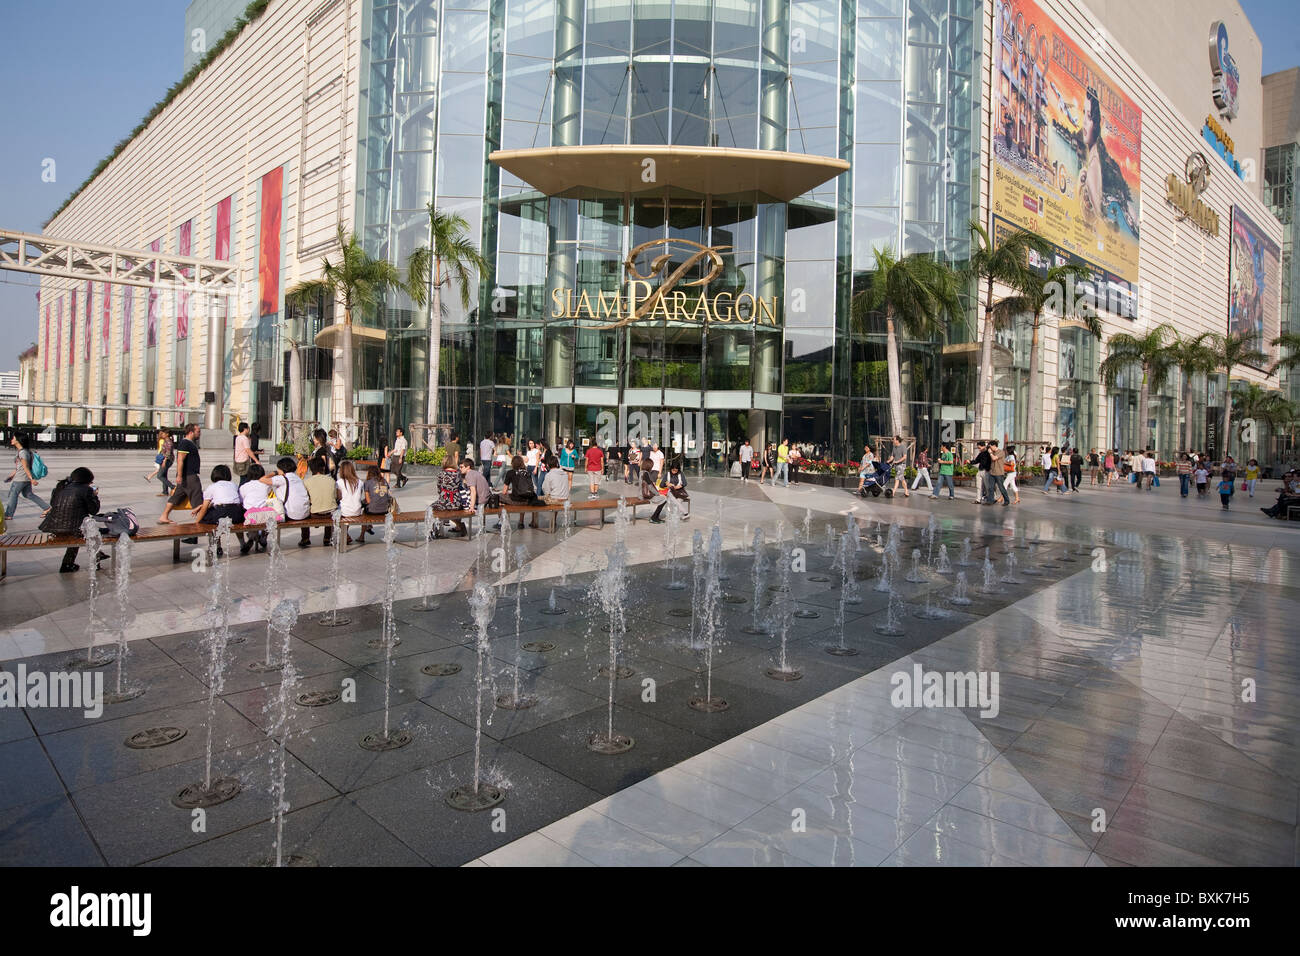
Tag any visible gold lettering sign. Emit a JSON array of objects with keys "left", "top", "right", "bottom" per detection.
[
  {"left": 1205, "top": 114, "right": 1234, "bottom": 156},
  {"left": 1165, "top": 172, "right": 1219, "bottom": 236},
  {"left": 550, "top": 238, "right": 779, "bottom": 328}
]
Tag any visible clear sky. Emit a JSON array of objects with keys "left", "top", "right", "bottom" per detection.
[{"left": 1, "top": 0, "right": 1299, "bottom": 369}]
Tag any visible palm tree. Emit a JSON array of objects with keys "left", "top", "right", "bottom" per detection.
[
  {"left": 1229, "top": 382, "right": 1296, "bottom": 461},
  {"left": 286, "top": 225, "right": 421, "bottom": 428},
  {"left": 1269, "top": 331, "right": 1300, "bottom": 376},
  {"left": 852, "top": 247, "right": 963, "bottom": 439},
  {"left": 1099, "top": 326, "right": 1173, "bottom": 452},
  {"left": 1162, "top": 330, "right": 1217, "bottom": 453},
  {"left": 1207, "top": 331, "right": 1269, "bottom": 457},
  {"left": 406, "top": 206, "right": 487, "bottom": 431},
  {"left": 1016, "top": 263, "right": 1100, "bottom": 444},
  {"left": 964, "top": 223, "right": 1052, "bottom": 440}
]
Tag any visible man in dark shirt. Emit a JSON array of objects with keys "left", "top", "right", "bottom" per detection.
[
  {"left": 159, "top": 422, "right": 203, "bottom": 523},
  {"left": 972, "top": 441, "right": 993, "bottom": 505}
]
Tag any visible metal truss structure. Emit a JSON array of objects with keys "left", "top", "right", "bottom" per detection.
[{"left": 0, "top": 228, "right": 239, "bottom": 292}]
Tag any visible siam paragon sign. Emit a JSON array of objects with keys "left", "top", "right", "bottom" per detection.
[{"left": 550, "top": 238, "right": 779, "bottom": 329}]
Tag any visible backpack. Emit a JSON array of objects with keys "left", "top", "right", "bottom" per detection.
[
  {"left": 30, "top": 452, "right": 48, "bottom": 480},
  {"left": 510, "top": 469, "right": 536, "bottom": 501},
  {"left": 98, "top": 508, "right": 140, "bottom": 537}
]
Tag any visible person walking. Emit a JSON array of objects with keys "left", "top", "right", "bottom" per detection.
[
  {"left": 479, "top": 433, "right": 496, "bottom": 482},
  {"left": 739, "top": 439, "right": 754, "bottom": 482},
  {"left": 387, "top": 427, "right": 409, "bottom": 489},
  {"left": 888, "top": 436, "right": 910, "bottom": 498},
  {"left": 39, "top": 467, "right": 102, "bottom": 573},
  {"left": 1217, "top": 472, "right": 1235, "bottom": 510},
  {"left": 934, "top": 442, "right": 957, "bottom": 500},
  {"left": 988, "top": 440, "right": 1011, "bottom": 505},
  {"left": 584, "top": 441, "right": 604, "bottom": 499},
  {"left": 1069, "top": 447, "right": 1083, "bottom": 492},
  {"left": 1176, "top": 453, "right": 1192, "bottom": 498},
  {"left": 4, "top": 434, "right": 49, "bottom": 519},
  {"left": 1244, "top": 458, "right": 1260, "bottom": 497},
  {"left": 1103, "top": 449, "right": 1116, "bottom": 487},
  {"left": 856, "top": 444, "right": 877, "bottom": 495},
  {"left": 233, "top": 422, "right": 259, "bottom": 486},
  {"left": 560, "top": 439, "right": 578, "bottom": 486},
  {"left": 1004, "top": 443, "right": 1021, "bottom": 503},
  {"left": 973, "top": 441, "right": 992, "bottom": 504},
  {"left": 760, "top": 442, "right": 776, "bottom": 484},
  {"left": 1194, "top": 461, "right": 1209, "bottom": 497},
  {"left": 144, "top": 428, "right": 170, "bottom": 485},
  {"left": 1142, "top": 450, "right": 1157, "bottom": 491},
  {"left": 911, "top": 445, "right": 933, "bottom": 494},
  {"left": 1087, "top": 448, "right": 1100, "bottom": 485},
  {"left": 775, "top": 438, "right": 791, "bottom": 487},
  {"left": 1041, "top": 445, "right": 1055, "bottom": 493},
  {"left": 159, "top": 422, "right": 203, "bottom": 524}
]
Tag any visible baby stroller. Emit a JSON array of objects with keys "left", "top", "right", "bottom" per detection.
[{"left": 857, "top": 461, "right": 893, "bottom": 498}]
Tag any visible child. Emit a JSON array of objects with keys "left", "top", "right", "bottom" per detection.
[
  {"left": 1194, "top": 465, "right": 1209, "bottom": 497},
  {"left": 1217, "top": 474, "right": 1234, "bottom": 510},
  {"left": 1244, "top": 459, "right": 1260, "bottom": 497}
]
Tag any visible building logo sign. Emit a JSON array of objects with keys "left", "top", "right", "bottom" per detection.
[
  {"left": 550, "top": 238, "right": 778, "bottom": 330},
  {"left": 1209, "top": 21, "right": 1239, "bottom": 120},
  {"left": 1166, "top": 154, "right": 1219, "bottom": 236}
]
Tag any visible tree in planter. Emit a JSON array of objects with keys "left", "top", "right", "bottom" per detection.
[
  {"left": 1206, "top": 331, "right": 1268, "bottom": 458},
  {"left": 964, "top": 222, "right": 1052, "bottom": 441},
  {"left": 1228, "top": 382, "right": 1295, "bottom": 462},
  {"left": 1017, "top": 263, "right": 1100, "bottom": 444},
  {"left": 1099, "top": 326, "right": 1173, "bottom": 453},
  {"left": 851, "top": 247, "right": 962, "bottom": 440},
  {"left": 406, "top": 207, "right": 487, "bottom": 437},
  {"left": 286, "top": 225, "right": 421, "bottom": 429},
  {"left": 1161, "top": 329, "right": 1217, "bottom": 454}
]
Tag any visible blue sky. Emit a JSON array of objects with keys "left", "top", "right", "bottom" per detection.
[{"left": 0, "top": 0, "right": 1298, "bottom": 367}]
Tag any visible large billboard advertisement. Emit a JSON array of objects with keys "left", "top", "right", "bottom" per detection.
[
  {"left": 1228, "top": 206, "right": 1281, "bottom": 370},
  {"left": 990, "top": 0, "right": 1142, "bottom": 291}
]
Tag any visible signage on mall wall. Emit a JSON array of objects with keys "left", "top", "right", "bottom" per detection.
[
  {"left": 1165, "top": 154, "right": 1220, "bottom": 237},
  {"left": 550, "top": 239, "right": 778, "bottom": 329},
  {"left": 1208, "top": 21, "right": 1240, "bottom": 120}
]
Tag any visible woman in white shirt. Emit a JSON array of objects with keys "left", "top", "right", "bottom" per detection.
[
  {"left": 1003, "top": 445, "right": 1020, "bottom": 504},
  {"left": 238, "top": 463, "right": 272, "bottom": 553},
  {"left": 336, "top": 459, "right": 366, "bottom": 544}
]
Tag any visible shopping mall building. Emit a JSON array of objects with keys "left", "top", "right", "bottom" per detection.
[{"left": 26, "top": 0, "right": 1285, "bottom": 466}]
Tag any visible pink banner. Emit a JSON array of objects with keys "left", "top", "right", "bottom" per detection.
[
  {"left": 68, "top": 291, "right": 76, "bottom": 367},
  {"left": 258, "top": 167, "right": 283, "bottom": 316},
  {"left": 101, "top": 283, "right": 110, "bottom": 357},
  {"left": 85, "top": 280, "right": 92, "bottom": 361},
  {"left": 43, "top": 303, "right": 49, "bottom": 371},
  {"left": 123, "top": 285, "right": 134, "bottom": 353},
  {"left": 177, "top": 219, "right": 192, "bottom": 340},
  {"left": 146, "top": 238, "right": 161, "bottom": 347},
  {"left": 215, "top": 196, "right": 232, "bottom": 260},
  {"left": 55, "top": 297, "right": 62, "bottom": 370}
]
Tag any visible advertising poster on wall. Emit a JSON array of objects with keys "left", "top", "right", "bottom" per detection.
[
  {"left": 1228, "top": 206, "right": 1281, "bottom": 370},
  {"left": 990, "top": 0, "right": 1142, "bottom": 296}
]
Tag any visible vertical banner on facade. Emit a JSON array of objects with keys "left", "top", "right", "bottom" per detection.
[
  {"left": 102, "top": 283, "right": 111, "bottom": 357},
  {"left": 43, "top": 302, "right": 50, "bottom": 371},
  {"left": 1228, "top": 206, "right": 1281, "bottom": 369},
  {"left": 216, "top": 195, "right": 232, "bottom": 261},
  {"left": 123, "top": 285, "right": 134, "bottom": 353},
  {"left": 146, "top": 238, "right": 161, "bottom": 348},
  {"left": 84, "top": 280, "right": 92, "bottom": 362},
  {"left": 176, "top": 220, "right": 193, "bottom": 425},
  {"left": 258, "top": 167, "right": 283, "bottom": 317},
  {"left": 990, "top": 0, "right": 1142, "bottom": 293},
  {"left": 68, "top": 290, "right": 77, "bottom": 371},
  {"left": 55, "top": 297, "right": 62, "bottom": 375}
]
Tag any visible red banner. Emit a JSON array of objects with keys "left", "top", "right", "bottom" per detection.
[
  {"left": 43, "top": 302, "right": 49, "bottom": 371},
  {"left": 102, "top": 283, "right": 111, "bottom": 357},
  {"left": 258, "top": 167, "right": 283, "bottom": 317},
  {"left": 85, "top": 280, "right": 92, "bottom": 361},
  {"left": 216, "top": 195, "right": 232, "bottom": 261},
  {"left": 69, "top": 291, "right": 77, "bottom": 367},
  {"left": 123, "top": 285, "right": 133, "bottom": 353},
  {"left": 177, "top": 219, "right": 192, "bottom": 340},
  {"left": 146, "top": 238, "right": 161, "bottom": 347},
  {"left": 55, "top": 297, "right": 62, "bottom": 370}
]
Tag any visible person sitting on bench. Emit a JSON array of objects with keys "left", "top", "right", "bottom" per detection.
[
  {"left": 1260, "top": 470, "right": 1300, "bottom": 519},
  {"left": 38, "top": 467, "right": 102, "bottom": 573},
  {"left": 649, "top": 464, "right": 688, "bottom": 523},
  {"left": 502, "top": 455, "right": 539, "bottom": 529}
]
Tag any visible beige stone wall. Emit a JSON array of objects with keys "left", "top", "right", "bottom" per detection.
[
  {"left": 1262, "top": 67, "right": 1300, "bottom": 147},
  {"left": 32, "top": 0, "right": 360, "bottom": 428},
  {"left": 978, "top": 0, "right": 1282, "bottom": 453}
]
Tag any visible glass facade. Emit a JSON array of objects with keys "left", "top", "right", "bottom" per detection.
[{"left": 354, "top": 0, "right": 981, "bottom": 466}]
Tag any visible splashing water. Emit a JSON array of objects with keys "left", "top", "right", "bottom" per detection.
[
  {"left": 558, "top": 500, "right": 574, "bottom": 586},
  {"left": 259, "top": 513, "right": 286, "bottom": 669},
  {"left": 1022, "top": 541, "right": 1043, "bottom": 575},
  {"left": 103, "top": 532, "right": 143, "bottom": 702},
  {"left": 320, "top": 510, "right": 352, "bottom": 627},
  {"left": 416, "top": 504, "right": 438, "bottom": 610},
  {"left": 499, "top": 545, "right": 538, "bottom": 710},
  {"left": 801, "top": 508, "right": 812, "bottom": 544},
  {"left": 663, "top": 492, "right": 686, "bottom": 590},
  {"left": 497, "top": 511, "right": 511, "bottom": 589},
  {"left": 936, "top": 543, "right": 952, "bottom": 574},
  {"left": 875, "top": 582, "right": 905, "bottom": 635},
  {"left": 78, "top": 517, "right": 111, "bottom": 666},
  {"left": 950, "top": 570, "right": 973, "bottom": 605},
  {"left": 958, "top": 537, "right": 973, "bottom": 566},
  {"left": 376, "top": 515, "right": 403, "bottom": 742},
  {"left": 766, "top": 548, "right": 800, "bottom": 679},
  {"left": 743, "top": 528, "right": 770, "bottom": 634},
  {"left": 821, "top": 523, "right": 836, "bottom": 557},
  {"left": 739, "top": 522, "right": 752, "bottom": 555},
  {"left": 1002, "top": 551, "right": 1023, "bottom": 584},
  {"left": 694, "top": 526, "right": 727, "bottom": 710},
  {"left": 906, "top": 548, "right": 927, "bottom": 583},
  {"left": 589, "top": 508, "right": 634, "bottom": 753},
  {"left": 689, "top": 530, "right": 706, "bottom": 648},
  {"left": 980, "top": 550, "right": 999, "bottom": 593},
  {"left": 202, "top": 536, "right": 232, "bottom": 790},
  {"left": 925, "top": 514, "right": 938, "bottom": 566},
  {"left": 265, "top": 598, "right": 300, "bottom": 867},
  {"left": 840, "top": 533, "right": 863, "bottom": 605},
  {"left": 468, "top": 584, "right": 497, "bottom": 793},
  {"left": 873, "top": 552, "right": 893, "bottom": 593}
]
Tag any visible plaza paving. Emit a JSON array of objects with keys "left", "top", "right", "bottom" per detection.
[{"left": 0, "top": 450, "right": 1297, "bottom": 866}]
